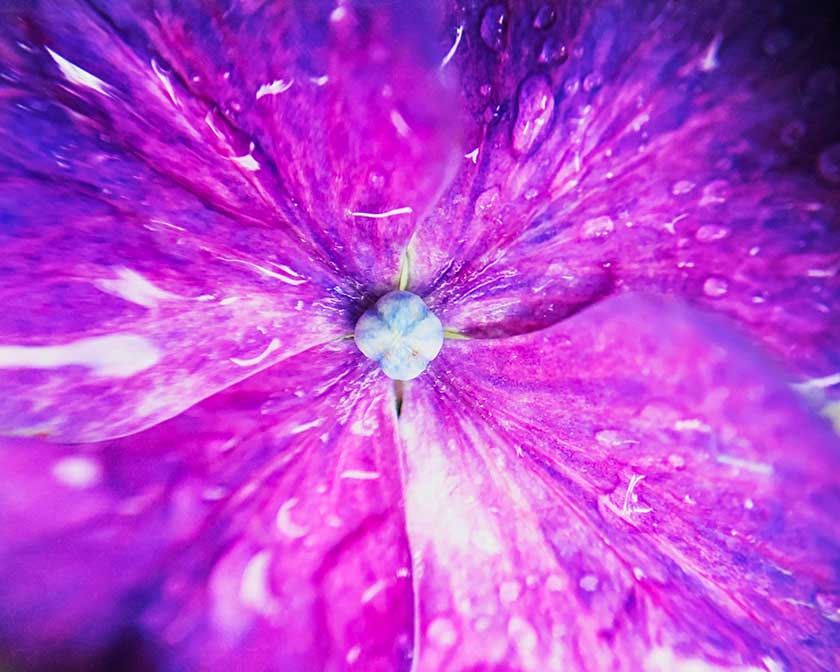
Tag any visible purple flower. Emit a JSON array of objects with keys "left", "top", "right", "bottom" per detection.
[{"left": 0, "top": 1, "right": 839, "bottom": 670}]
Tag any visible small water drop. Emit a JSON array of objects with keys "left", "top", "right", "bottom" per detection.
[
  {"left": 511, "top": 75, "right": 555, "bottom": 155},
  {"left": 780, "top": 119, "right": 805, "bottom": 148},
  {"left": 480, "top": 4, "right": 508, "bottom": 52},
  {"left": 579, "top": 574, "right": 599, "bottom": 592},
  {"left": 475, "top": 186, "right": 501, "bottom": 213},
  {"left": 671, "top": 179, "right": 695, "bottom": 195},
  {"left": 538, "top": 37, "right": 568, "bottom": 65},
  {"left": 581, "top": 215, "right": 614, "bottom": 239},
  {"left": 695, "top": 224, "right": 730, "bottom": 242},
  {"left": 702, "top": 276, "right": 729, "bottom": 298},
  {"left": 499, "top": 580, "right": 522, "bottom": 604},
  {"left": 563, "top": 77, "right": 580, "bottom": 96},
  {"left": 582, "top": 71, "right": 603, "bottom": 93},
  {"left": 817, "top": 143, "right": 840, "bottom": 183},
  {"left": 427, "top": 617, "right": 458, "bottom": 646},
  {"left": 595, "top": 428, "right": 636, "bottom": 447},
  {"left": 533, "top": 5, "right": 556, "bottom": 29}
]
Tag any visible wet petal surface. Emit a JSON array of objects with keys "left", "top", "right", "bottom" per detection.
[
  {"left": 400, "top": 294, "right": 840, "bottom": 671},
  {"left": 3, "top": 0, "right": 460, "bottom": 294},
  {"left": 412, "top": 0, "right": 840, "bottom": 385},
  {"left": 0, "top": 341, "right": 413, "bottom": 671},
  {"left": 0, "top": 152, "right": 345, "bottom": 441}
]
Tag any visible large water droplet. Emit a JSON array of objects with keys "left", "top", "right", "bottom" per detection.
[
  {"left": 695, "top": 224, "right": 730, "bottom": 242},
  {"left": 702, "top": 276, "right": 729, "bottom": 298},
  {"left": 538, "top": 37, "right": 568, "bottom": 65},
  {"left": 480, "top": 4, "right": 508, "bottom": 52},
  {"left": 581, "top": 215, "right": 614, "bottom": 239},
  {"left": 511, "top": 75, "right": 555, "bottom": 155},
  {"left": 817, "top": 142, "right": 840, "bottom": 183},
  {"left": 533, "top": 5, "right": 556, "bottom": 29}
]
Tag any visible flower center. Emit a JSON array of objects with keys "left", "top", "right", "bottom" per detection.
[{"left": 354, "top": 291, "right": 443, "bottom": 381}]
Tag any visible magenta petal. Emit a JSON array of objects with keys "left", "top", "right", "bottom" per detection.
[
  {"left": 0, "top": 172, "right": 346, "bottom": 442},
  {"left": 400, "top": 294, "right": 840, "bottom": 671},
  {"left": 411, "top": 1, "right": 840, "bottom": 383},
  {"left": 0, "top": 341, "right": 413, "bottom": 671},
  {"left": 18, "top": 0, "right": 462, "bottom": 293}
]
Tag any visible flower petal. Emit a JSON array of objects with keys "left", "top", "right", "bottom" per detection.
[
  {"left": 10, "top": 0, "right": 461, "bottom": 292},
  {"left": 0, "top": 56, "right": 370, "bottom": 442},
  {"left": 0, "top": 341, "right": 413, "bottom": 671},
  {"left": 399, "top": 293, "right": 840, "bottom": 671},
  {"left": 411, "top": 1, "right": 840, "bottom": 382}
]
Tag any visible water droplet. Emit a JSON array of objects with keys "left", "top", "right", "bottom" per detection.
[
  {"left": 581, "top": 215, "right": 614, "bottom": 239},
  {"left": 538, "top": 37, "right": 568, "bottom": 64},
  {"left": 475, "top": 186, "right": 501, "bottom": 214},
  {"left": 582, "top": 71, "right": 603, "bottom": 93},
  {"left": 563, "top": 77, "right": 580, "bottom": 96},
  {"left": 780, "top": 119, "right": 805, "bottom": 147},
  {"left": 499, "top": 580, "right": 522, "bottom": 604},
  {"left": 508, "top": 616, "right": 538, "bottom": 651},
  {"left": 817, "top": 143, "right": 840, "bottom": 183},
  {"left": 695, "top": 224, "right": 730, "bottom": 242},
  {"left": 511, "top": 75, "right": 554, "bottom": 155},
  {"left": 671, "top": 179, "right": 695, "bottom": 195},
  {"left": 368, "top": 169, "right": 386, "bottom": 189},
  {"left": 703, "top": 276, "right": 729, "bottom": 298},
  {"left": 533, "top": 5, "right": 556, "bottom": 29},
  {"left": 816, "top": 592, "right": 840, "bottom": 622},
  {"left": 579, "top": 574, "right": 599, "bottom": 592},
  {"left": 427, "top": 617, "right": 457, "bottom": 646},
  {"left": 480, "top": 4, "right": 508, "bottom": 52},
  {"left": 595, "top": 429, "right": 637, "bottom": 447}
]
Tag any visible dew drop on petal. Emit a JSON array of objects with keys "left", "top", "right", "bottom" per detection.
[
  {"left": 538, "top": 37, "right": 568, "bottom": 65},
  {"left": 780, "top": 119, "right": 806, "bottom": 147},
  {"left": 579, "top": 574, "right": 599, "bottom": 592},
  {"left": 695, "top": 224, "right": 730, "bottom": 242},
  {"left": 499, "top": 580, "right": 522, "bottom": 604},
  {"left": 582, "top": 71, "right": 603, "bottom": 93},
  {"left": 511, "top": 75, "right": 555, "bottom": 155},
  {"left": 533, "top": 5, "right": 556, "bottom": 29},
  {"left": 480, "top": 3, "right": 508, "bottom": 52},
  {"left": 703, "top": 276, "right": 729, "bottom": 298},
  {"left": 817, "top": 143, "right": 840, "bottom": 183},
  {"left": 427, "top": 617, "right": 458, "bottom": 647},
  {"left": 671, "top": 179, "right": 695, "bottom": 195},
  {"left": 581, "top": 215, "right": 615, "bottom": 239}
]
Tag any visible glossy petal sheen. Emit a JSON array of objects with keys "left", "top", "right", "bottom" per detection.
[
  {"left": 412, "top": 0, "right": 840, "bottom": 388},
  {"left": 400, "top": 294, "right": 840, "bottom": 671},
  {"left": 0, "top": 342, "right": 413, "bottom": 671}
]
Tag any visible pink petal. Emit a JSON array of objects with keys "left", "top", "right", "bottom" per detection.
[
  {"left": 400, "top": 294, "right": 840, "bottom": 671},
  {"left": 0, "top": 167, "right": 346, "bottom": 441},
  {"left": 0, "top": 341, "right": 412, "bottom": 670},
  {"left": 22, "top": 0, "right": 460, "bottom": 293},
  {"left": 411, "top": 1, "right": 840, "bottom": 386}
]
